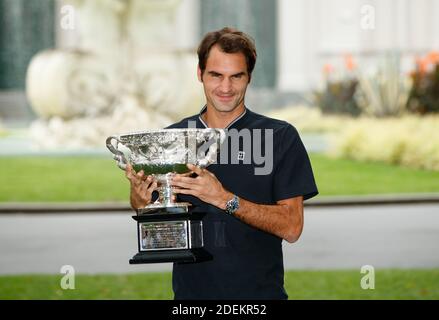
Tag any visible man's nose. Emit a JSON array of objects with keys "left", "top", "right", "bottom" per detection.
[{"left": 219, "top": 78, "right": 232, "bottom": 93}]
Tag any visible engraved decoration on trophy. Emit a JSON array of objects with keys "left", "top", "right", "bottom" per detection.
[{"left": 106, "top": 128, "right": 226, "bottom": 213}]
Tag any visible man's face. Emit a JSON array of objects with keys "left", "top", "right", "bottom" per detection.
[{"left": 198, "top": 45, "right": 250, "bottom": 113}]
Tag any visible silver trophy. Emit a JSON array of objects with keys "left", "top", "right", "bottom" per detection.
[{"left": 106, "top": 128, "right": 226, "bottom": 264}]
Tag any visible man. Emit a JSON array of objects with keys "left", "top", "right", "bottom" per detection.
[{"left": 126, "top": 27, "right": 318, "bottom": 299}]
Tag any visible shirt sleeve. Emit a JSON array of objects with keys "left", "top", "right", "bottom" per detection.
[{"left": 272, "top": 124, "right": 318, "bottom": 201}]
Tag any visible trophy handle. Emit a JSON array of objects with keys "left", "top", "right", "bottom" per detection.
[
  {"left": 196, "top": 129, "right": 226, "bottom": 168},
  {"left": 218, "top": 128, "right": 227, "bottom": 144},
  {"left": 106, "top": 135, "right": 128, "bottom": 170}
]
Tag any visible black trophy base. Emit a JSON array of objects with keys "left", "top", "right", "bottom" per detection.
[{"left": 129, "top": 248, "right": 212, "bottom": 264}]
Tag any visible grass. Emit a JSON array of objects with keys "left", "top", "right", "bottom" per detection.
[
  {"left": 0, "top": 156, "right": 130, "bottom": 202},
  {"left": 0, "top": 269, "right": 438, "bottom": 300},
  {"left": 311, "top": 153, "right": 439, "bottom": 196},
  {"left": 0, "top": 154, "right": 439, "bottom": 202}
]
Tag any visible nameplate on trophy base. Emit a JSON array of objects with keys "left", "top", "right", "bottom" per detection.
[{"left": 129, "top": 210, "right": 212, "bottom": 264}]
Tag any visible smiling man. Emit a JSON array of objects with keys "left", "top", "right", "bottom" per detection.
[{"left": 126, "top": 27, "right": 318, "bottom": 300}]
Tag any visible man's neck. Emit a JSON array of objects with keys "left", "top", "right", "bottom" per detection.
[{"left": 201, "top": 104, "right": 246, "bottom": 129}]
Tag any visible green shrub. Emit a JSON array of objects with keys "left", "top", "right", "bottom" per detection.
[
  {"left": 314, "top": 78, "right": 362, "bottom": 116},
  {"left": 356, "top": 52, "right": 411, "bottom": 117},
  {"left": 330, "top": 115, "right": 439, "bottom": 171},
  {"left": 407, "top": 53, "right": 439, "bottom": 114}
]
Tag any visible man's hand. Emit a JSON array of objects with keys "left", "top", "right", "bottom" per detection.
[
  {"left": 171, "top": 164, "right": 232, "bottom": 209},
  {"left": 125, "top": 164, "right": 157, "bottom": 210}
]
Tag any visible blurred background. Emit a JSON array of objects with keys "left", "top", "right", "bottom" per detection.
[
  {"left": 0, "top": 0, "right": 438, "bottom": 300},
  {"left": 0, "top": 0, "right": 438, "bottom": 166}
]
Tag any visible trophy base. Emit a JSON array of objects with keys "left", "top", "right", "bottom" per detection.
[
  {"left": 129, "top": 248, "right": 212, "bottom": 264},
  {"left": 138, "top": 202, "right": 191, "bottom": 215},
  {"left": 130, "top": 210, "right": 212, "bottom": 265}
]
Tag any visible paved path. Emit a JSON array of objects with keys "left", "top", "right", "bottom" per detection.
[{"left": 0, "top": 204, "right": 438, "bottom": 275}]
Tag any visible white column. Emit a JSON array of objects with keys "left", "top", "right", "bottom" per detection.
[
  {"left": 175, "top": 0, "right": 200, "bottom": 51},
  {"left": 55, "top": 0, "right": 81, "bottom": 49},
  {"left": 277, "top": 0, "right": 308, "bottom": 91},
  {"left": 315, "top": 0, "right": 361, "bottom": 54},
  {"left": 407, "top": 0, "right": 433, "bottom": 51},
  {"left": 393, "top": 0, "right": 408, "bottom": 51},
  {"left": 432, "top": 0, "right": 439, "bottom": 49}
]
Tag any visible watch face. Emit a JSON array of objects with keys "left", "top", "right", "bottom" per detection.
[{"left": 226, "top": 195, "right": 239, "bottom": 214}]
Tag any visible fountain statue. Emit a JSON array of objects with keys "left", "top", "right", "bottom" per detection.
[{"left": 26, "top": 0, "right": 203, "bottom": 150}]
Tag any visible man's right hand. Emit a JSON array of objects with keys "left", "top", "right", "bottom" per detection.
[{"left": 125, "top": 164, "right": 157, "bottom": 210}]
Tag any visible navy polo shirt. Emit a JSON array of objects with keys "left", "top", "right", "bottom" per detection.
[{"left": 167, "top": 106, "right": 318, "bottom": 300}]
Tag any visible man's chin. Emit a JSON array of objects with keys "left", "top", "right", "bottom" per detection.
[{"left": 212, "top": 102, "right": 238, "bottom": 112}]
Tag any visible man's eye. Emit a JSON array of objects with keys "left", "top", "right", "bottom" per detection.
[{"left": 232, "top": 74, "right": 242, "bottom": 79}]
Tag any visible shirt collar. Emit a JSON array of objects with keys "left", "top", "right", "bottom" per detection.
[{"left": 198, "top": 105, "right": 248, "bottom": 129}]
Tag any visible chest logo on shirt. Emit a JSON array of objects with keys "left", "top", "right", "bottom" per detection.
[{"left": 188, "top": 120, "right": 274, "bottom": 176}]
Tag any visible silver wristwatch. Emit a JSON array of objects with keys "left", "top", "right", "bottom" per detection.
[{"left": 225, "top": 194, "right": 240, "bottom": 215}]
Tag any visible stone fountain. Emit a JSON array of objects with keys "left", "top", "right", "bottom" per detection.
[{"left": 26, "top": 0, "right": 203, "bottom": 150}]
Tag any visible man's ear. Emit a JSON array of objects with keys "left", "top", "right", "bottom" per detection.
[{"left": 197, "top": 66, "right": 203, "bottom": 83}]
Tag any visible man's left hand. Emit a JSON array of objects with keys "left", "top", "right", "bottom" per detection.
[{"left": 171, "top": 164, "right": 231, "bottom": 210}]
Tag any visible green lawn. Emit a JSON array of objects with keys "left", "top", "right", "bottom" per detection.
[
  {"left": 0, "top": 156, "right": 130, "bottom": 202},
  {"left": 311, "top": 153, "right": 439, "bottom": 196},
  {"left": 0, "top": 154, "right": 438, "bottom": 202},
  {"left": 0, "top": 269, "right": 437, "bottom": 300}
]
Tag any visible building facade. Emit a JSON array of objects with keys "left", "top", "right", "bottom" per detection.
[{"left": 1, "top": 0, "right": 438, "bottom": 123}]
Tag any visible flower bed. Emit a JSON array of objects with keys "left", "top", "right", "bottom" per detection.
[
  {"left": 330, "top": 115, "right": 439, "bottom": 171},
  {"left": 267, "top": 106, "right": 439, "bottom": 171}
]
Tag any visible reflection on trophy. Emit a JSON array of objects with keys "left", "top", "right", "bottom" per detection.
[{"left": 106, "top": 128, "right": 225, "bottom": 264}]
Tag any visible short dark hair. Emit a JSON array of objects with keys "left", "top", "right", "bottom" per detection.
[{"left": 197, "top": 27, "right": 257, "bottom": 79}]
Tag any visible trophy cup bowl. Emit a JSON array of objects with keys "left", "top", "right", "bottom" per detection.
[{"left": 106, "top": 128, "right": 226, "bottom": 264}]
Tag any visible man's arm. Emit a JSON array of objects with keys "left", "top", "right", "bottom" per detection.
[
  {"left": 222, "top": 195, "right": 304, "bottom": 243},
  {"left": 171, "top": 164, "right": 304, "bottom": 243}
]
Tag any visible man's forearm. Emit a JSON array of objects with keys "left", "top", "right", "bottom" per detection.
[
  {"left": 215, "top": 191, "right": 304, "bottom": 243},
  {"left": 170, "top": 166, "right": 304, "bottom": 242}
]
